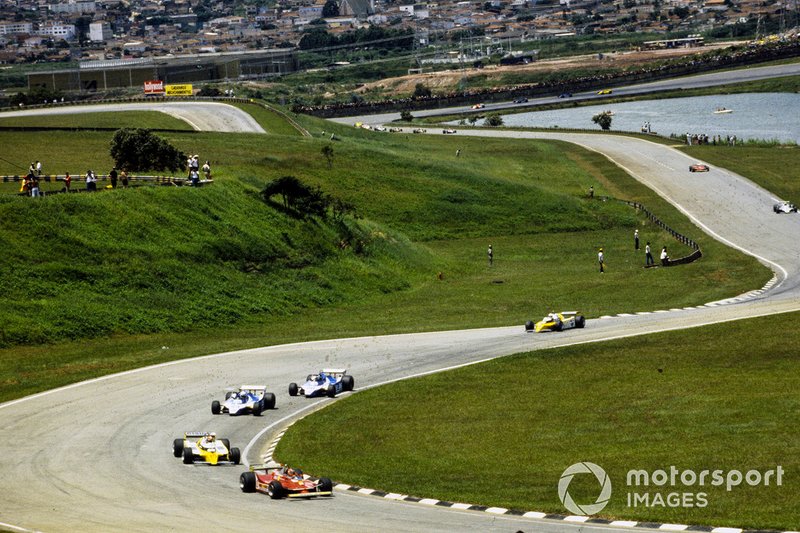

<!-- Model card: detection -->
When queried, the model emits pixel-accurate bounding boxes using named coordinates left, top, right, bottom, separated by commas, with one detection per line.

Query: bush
left=485, top=114, right=504, bottom=127
left=109, top=128, right=186, bottom=172
left=592, top=112, right=613, bottom=131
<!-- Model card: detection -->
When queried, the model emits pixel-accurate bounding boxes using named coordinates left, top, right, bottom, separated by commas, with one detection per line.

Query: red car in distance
left=240, top=463, right=333, bottom=499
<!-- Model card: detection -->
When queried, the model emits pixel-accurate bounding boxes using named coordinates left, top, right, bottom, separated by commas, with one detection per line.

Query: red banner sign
left=144, top=80, right=165, bottom=95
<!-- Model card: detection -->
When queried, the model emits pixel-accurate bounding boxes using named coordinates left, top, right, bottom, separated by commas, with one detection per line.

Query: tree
left=485, top=114, right=504, bottom=127
left=261, top=176, right=331, bottom=218
left=413, top=83, right=432, bottom=98
left=322, top=145, right=334, bottom=168
left=400, top=110, right=413, bottom=122
left=322, top=0, right=340, bottom=17
left=592, top=112, right=613, bottom=130
left=109, top=128, right=186, bottom=172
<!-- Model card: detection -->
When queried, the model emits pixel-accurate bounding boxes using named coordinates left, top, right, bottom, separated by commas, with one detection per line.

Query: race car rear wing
left=239, top=385, right=267, bottom=391
left=184, top=431, right=209, bottom=438
left=321, top=368, right=347, bottom=376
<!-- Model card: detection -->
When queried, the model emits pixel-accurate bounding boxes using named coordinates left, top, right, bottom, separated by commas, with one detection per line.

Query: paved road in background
left=331, top=61, right=800, bottom=125
left=1, top=95, right=799, bottom=533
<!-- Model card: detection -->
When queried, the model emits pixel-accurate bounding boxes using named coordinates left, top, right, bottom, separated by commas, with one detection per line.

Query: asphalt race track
left=1, top=91, right=799, bottom=532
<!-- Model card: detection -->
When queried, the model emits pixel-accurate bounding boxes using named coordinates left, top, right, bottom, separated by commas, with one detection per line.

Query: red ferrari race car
left=689, top=164, right=710, bottom=172
left=240, top=463, right=333, bottom=499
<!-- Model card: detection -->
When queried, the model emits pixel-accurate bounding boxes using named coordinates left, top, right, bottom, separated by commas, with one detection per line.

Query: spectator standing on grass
left=645, top=242, right=654, bottom=266
left=660, top=246, right=669, bottom=266
left=634, top=229, right=640, bottom=250
left=35, top=160, right=42, bottom=176
left=588, top=186, right=594, bottom=199
left=456, top=149, right=461, bottom=157
left=28, top=162, right=36, bottom=177
left=488, top=244, right=493, bottom=266
left=29, top=173, right=40, bottom=197
left=202, top=160, right=211, bottom=180
left=120, top=169, right=128, bottom=189
left=109, top=167, right=118, bottom=189
left=598, top=248, right=605, bottom=273
left=189, top=168, right=200, bottom=187
left=63, top=172, right=71, bottom=193
left=85, top=169, right=97, bottom=192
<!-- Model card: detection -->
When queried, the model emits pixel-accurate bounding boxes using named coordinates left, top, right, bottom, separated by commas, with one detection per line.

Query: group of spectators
left=186, top=154, right=212, bottom=187
left=684, top=133, right=737, bottom=146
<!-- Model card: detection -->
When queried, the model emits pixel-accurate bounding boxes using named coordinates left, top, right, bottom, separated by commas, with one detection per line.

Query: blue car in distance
left=289, top=369, right=355, bottom=398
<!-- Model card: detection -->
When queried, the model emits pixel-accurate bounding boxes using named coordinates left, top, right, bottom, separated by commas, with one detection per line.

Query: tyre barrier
left=622, top=200, right=702, bottom=266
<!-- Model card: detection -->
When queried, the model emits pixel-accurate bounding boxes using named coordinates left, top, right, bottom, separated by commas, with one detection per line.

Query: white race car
left=774, top=201, right=798, bottom=214
left=289, top=368, right=354, bottom=398
left=212, top=385, right=276, bottom=416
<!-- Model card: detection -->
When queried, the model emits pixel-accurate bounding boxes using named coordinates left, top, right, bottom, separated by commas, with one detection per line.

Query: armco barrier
left=622, top=200, right=702, bottom=266
left=3, top=174, right=211, bottom=193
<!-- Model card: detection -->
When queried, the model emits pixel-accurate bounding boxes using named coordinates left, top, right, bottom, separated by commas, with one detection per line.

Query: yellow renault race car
left=525, top=311, right=586, bottom=332
left=172, top=432, right=241, bottom=465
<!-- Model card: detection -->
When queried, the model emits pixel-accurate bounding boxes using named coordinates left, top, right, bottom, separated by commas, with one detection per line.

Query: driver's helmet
left=317, top=372, right=326, bottom=382
left=286, top=467, right=295, bottom=476
left=207, top=432, right=216, bottom=442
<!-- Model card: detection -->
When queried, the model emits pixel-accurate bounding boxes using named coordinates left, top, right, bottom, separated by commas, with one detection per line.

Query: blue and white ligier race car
left=211, top=385, right=276, bottom=416
left=289, top=369, right=355, bottom=398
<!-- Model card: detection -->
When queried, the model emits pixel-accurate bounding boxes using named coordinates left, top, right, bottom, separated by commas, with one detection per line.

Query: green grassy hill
left=0, top=104, right=771, bottom=400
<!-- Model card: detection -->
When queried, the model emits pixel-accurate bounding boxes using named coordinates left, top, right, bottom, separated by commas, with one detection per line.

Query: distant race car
left=240, top=463, right=333, bottom=499
left=289, top=368, right=354, bottom=398
left=471, top=103, right=485, bottom=109
left=597, top=89, right=612, bottom=95
left=559, top=92, right=573, bottom=98
left=412, top=128, right=427, bottom=134
left=211, top=385, right=276, bottom=416
left=689, top=164, right=710, bottom=172
left=173, top=432, right=240, bottom=465
left=513, top=98, right=529, bottom=104
left=442, top=129, right=457, bottom=134
left=525, top=311, right=586, bottom=333
left=774, top=201, right=798, bottom=214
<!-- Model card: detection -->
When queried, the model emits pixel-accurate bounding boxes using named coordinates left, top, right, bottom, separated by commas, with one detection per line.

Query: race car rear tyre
left=524, top=320, right=534, bottom=332
left=318, top=477, right=333, bottom=494
left=326, top=386, right=336, bottom=398
left=182, top=447, right=194, bottom=464
left=576, top=315, right=586, bottom=328
left=288, top=383, right=298, bottom=397
left=222, top=438, right=231, bottom=451
left=263, top=393, right=276, bottom=410
left=230, top=447, right=241, bottom=465
left=211, top=400, right=221, bottom=415
left=253, top=401, right=262, bottom=416
left=240, top=471, right=256, bottom=493
left=267, top=480, right=284, bottom=499
left=172, top=438, right=184, bottom=458
left=342, top=375, right=354, bottom=392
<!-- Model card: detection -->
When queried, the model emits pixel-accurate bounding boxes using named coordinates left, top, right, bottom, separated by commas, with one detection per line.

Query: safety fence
left=622, top=200, right=702, bottom=266
left=3, top=173, right=212, bottom=195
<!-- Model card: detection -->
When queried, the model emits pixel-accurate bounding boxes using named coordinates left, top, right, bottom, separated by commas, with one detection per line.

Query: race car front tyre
left=554, top=321, right=563, bottom=332
left=230, top=447, right=241, bottom=465
left=182, top=447, right=194, bottom=464
left=240, top=471, right=256, bottom=493
left=318, top=477, right=333, bottom=494
left=222, top=438, right=231, bottom=452
left=268, top=480, right=284, bottom=499
left=524, top=320, right=534, bottom=332
left=173, top=438, right=184, bottom=458
left=342, top=375, right=354, bottom=392
left=576, top=315, right=586, bottom=328
left=211, top=400, right=221, bottom=415
left=326, top=386, right=336, bottom=398
left=288, top=383, right=298, bottom=396
left=253, top=401, right=262, bottom=416
left=263, top=393, right=276, bottom=409
left=225, top=391, right=233, bottom=400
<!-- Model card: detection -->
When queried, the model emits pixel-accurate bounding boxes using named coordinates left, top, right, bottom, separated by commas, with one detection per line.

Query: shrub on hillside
left=109, top=128, right=186, bottom=172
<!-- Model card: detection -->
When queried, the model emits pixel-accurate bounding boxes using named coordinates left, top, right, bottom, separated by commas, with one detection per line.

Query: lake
left=498, top=93, right=800, bottom=144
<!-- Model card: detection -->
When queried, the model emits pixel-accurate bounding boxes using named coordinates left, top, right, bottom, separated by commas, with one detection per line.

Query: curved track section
left=0, top=101, right=266, bottom=133
left=1, top=103, right=799, bottom=533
